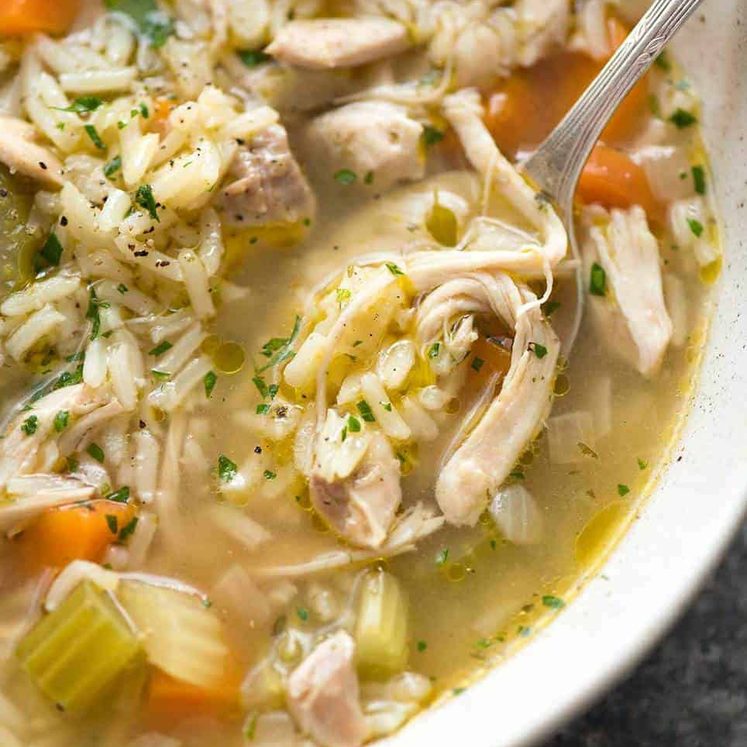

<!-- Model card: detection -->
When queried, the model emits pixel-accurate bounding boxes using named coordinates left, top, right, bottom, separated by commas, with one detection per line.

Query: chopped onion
left=547, top=411, right=596, bottom=464
left=489, top=484, right=543, bottom=545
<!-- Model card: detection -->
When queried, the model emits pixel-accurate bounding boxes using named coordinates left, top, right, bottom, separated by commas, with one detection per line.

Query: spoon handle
left=523, top=0, right=705, bottom=209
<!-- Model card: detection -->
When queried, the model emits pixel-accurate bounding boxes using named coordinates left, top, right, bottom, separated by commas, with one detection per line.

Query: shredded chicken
left=267, top=18, right=410, bottom=70
left=0, top=115, right=63, bottom=188
left=287, top=631, right=367, bottom=747
left=582, top=206, right=673, bottom=377
left=310, top=424, right=402, bottom=549
left=0, top=384, right=111, bottom=490
left=304, top=102, right=424, bottom=191
left=218, top=124, right=315, bottom=228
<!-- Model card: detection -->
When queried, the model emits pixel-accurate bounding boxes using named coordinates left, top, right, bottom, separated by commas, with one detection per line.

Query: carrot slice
left=577, top=143, right=659, bottom=218
left=20, top=500, right=135, bottom=571
left=145, top=669, right=240, bottom=725
left=0, top=0, right=81, bottom=35
left=484, top=17, right=647, bottom=157
left=466, top=335, right=512, bottom=390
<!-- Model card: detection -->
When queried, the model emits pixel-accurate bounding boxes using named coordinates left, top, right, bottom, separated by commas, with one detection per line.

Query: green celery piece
left=354, top=570, right=409, bottom=678
left=17, top=581, right=141, bottom=712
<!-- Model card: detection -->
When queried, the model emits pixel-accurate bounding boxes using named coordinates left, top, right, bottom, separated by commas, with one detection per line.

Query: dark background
left=543, top=523, right=747, bottom=747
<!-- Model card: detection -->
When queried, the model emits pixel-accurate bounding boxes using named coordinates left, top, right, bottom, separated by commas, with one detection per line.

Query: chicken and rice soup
left=0, top=1, right=718, bottom=745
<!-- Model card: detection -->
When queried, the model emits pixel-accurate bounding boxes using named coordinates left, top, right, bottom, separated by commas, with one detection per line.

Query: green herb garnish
left=692, top=165, right=706, bottom=195
left=53, top=410, right=69, bottom=432
left=589, top=262, right=607, bottom=296
left=21, top=415, right=38, bottom=436
left=257, top=316, right=301, bottom=372
left=218, top=454, right=237, bottom=482
left=528, top=342, right=548, bottom=359
left=204, top=370, right=217, bottom=398
left=104, top=0, right=174, bottom=48
left=104, top=155, right=122, bottom=179
left=37, top=232, right=64, bottom=268
left=427, top=342, right=440, bottom=359
left=53, top=96, right=103, bottom=114
left=669, top=108, right=697, bottom=129
left=106, top=515, right=119, bottom=534
left=84, top=124, right=106, bottom=150
left=356, top=400, right=375, bottom=423
left=238, top=49, right=271, bottom=67
left=687, top=217, right=704, bottom=237
left=347, top=415, right=361, bottom=433
left=617, top=483, right=631, bottom=497
left=87, top=442, right=105, bottom=463
left=106, top=486, right=130, bottom=503
left=148, top=340, right=172, bottom=357
left=334, top=169, right=357, bottom=185
left=385, top=262, right=404, bottom=276
left=422, top=125, right=444, bottom=146
left=135, top=184, right=159, bottom=221
left=435, top=548, right=449, bottom=566
left=118, top=516, right=138, bottom=541
left=542, top=595, right=565, bottom=610
left=296, top=607, right=309, bottom=622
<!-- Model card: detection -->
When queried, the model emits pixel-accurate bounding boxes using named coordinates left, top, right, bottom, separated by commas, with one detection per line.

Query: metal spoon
left=522, top=0, right=705, bottom=355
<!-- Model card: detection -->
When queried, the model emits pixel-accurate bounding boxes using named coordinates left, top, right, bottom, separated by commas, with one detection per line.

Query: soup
left=0, top=1, right=718, bottom=746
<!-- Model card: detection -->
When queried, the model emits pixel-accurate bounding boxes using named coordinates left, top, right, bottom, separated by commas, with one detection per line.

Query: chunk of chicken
left=218, top=124, right=315, bottom=228
left=310, top=413, right=402, bottom=549
left=426, top=273, right=559, bottom=526
left=267, top=18, right=410, bottom=70
left=304, top=102, right=424, bottom=192
left=582, top=206, right=673, bottom=378
left=287, top=631, right=367, bottom=747
left=514, top=0, right=571, bottom=66
left=0, top=116, right=64, bottom=188
left=0, top=383, right=109, bottom=489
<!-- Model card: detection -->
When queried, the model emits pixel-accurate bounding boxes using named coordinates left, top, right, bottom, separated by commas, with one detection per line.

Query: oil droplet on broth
left=213, top=341, right=245, bottom=374
left=575, top=500, right=629, bottom=569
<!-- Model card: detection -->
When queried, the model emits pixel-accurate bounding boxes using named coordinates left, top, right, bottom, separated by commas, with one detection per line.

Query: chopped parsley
left=106, top=515, right=119, bottom=534
left=334, top=168, right=357, bottom=185
left=669, top=108, right=697, bottom=129
left=87, top=442, right=105, bottom=463
left=422, top=125, right=445, bottom=146
left=381, top=401, right=392, bottom=412
left=104, top=155, right=122, bottom=179
left=637, top=457, right=648, bottom=471
left=654, top=52, right=671, bottom=71
left=138, top=102, right=149, bottom=118
left=356, top=400, right=376, bottom=423
left=106, top=486, right=130, bottom=503
left=385, top=262, right=405, bottom=276
left=257, top=316, right=301, bottom=372
left=21, top=415, right=38, bottom=436
left=85, top=286, right=109, bottom=340
left=427, top=342, right=441, bottom=359
left=218, top=454, right=238, bottom=482
left=118, top=516, right=139, bottom=541
left=692, top=165, right=706, bottom=195
left=53, top=410, right=69, bottom=432
left=151, top=369, right=170, bottom=381
left=452, top=687, right=466, bottom=696
left=589, top=262, right=607, bottom=296
left=347, top=415, right=361, bottom=433
left=37, top=231, right=64, bottom=269
left=135, top=184, right=159, bottom=221
left=84, top=124, right=106, bottom=150
left=116, top=283, right=128, bottom=294
left=204, top=370, right=217, bottom=398
left=238, top=49, right=271, bottom=67
left=104, top=0, right=174, bottom=48
left=52, top=96, right=103, bottom=114
left=417, top=640, right=428, bottom=652
left=363, top=170, right=374, bottom=185
left=687, top=217, right=704, bottom=238
left=435, top=548, right=449, bottom=566
left=528, top=342, right=548, bottom=359
left=471, top=356, right=485, bottom=372
left=148, top=340, right=172, bottom=357
left=256, top=403, right=270, bottom=415
left=617, top=483, right=631, bottom=497
left=296, top=607, right=309, bottom=622
left=263, top=470, right=277, bottom=480
left=543, top=300, right=561, bottom=317
left=542, top=595, right=565, bottom=610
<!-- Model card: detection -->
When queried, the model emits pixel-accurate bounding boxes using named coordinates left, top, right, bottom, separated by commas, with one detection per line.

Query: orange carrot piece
left=20, top=500, right=134, bottom=571
left=145, top=669, right=240, bottom=725
left=577, top=144, right=659, bottom=218
left=0, top=0, right=81, bottom=35
left=467, top=335, right=512, bottom=389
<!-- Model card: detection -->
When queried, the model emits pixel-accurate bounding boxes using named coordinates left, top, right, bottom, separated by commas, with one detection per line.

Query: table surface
left=543, top=522, right=747, bottom=747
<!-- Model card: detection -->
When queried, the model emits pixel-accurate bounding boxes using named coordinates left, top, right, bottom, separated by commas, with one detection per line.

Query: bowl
left=384, top=1, right=747, bottom=744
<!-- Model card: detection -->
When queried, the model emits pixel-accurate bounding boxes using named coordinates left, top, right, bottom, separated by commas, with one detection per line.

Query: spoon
left=522, top=0, right=705, bottom=355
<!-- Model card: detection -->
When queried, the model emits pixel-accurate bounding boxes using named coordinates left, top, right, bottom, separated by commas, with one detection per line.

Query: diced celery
left=16, top=581, right=141, bottom=712
left=354, top=570, right=409, bottom=678
left=118, top=580, right=229, bottom=688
